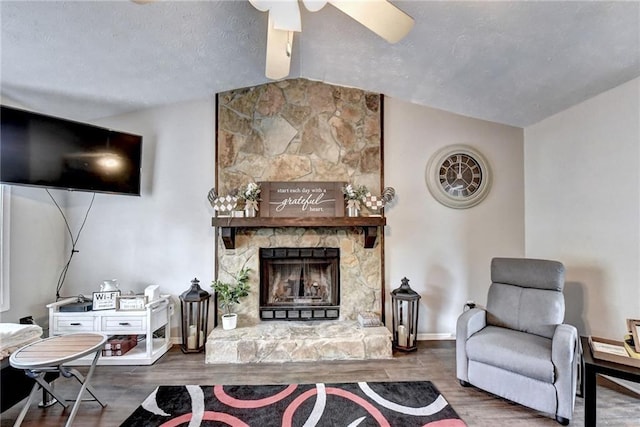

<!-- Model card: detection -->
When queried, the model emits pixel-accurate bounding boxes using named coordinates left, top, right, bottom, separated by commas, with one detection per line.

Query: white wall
left=384, top=98, right=525, bottom=338
left=2, top=98, right=216, bottom=338
left=525, top=78, right=640, bottom=339
left=61, top=98, right=217, bottom=339
left=0, top=186, right=67, bottom=325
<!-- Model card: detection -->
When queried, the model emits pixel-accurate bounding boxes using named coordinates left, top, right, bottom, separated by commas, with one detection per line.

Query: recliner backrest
left=486, top=258, right=565, bottom=339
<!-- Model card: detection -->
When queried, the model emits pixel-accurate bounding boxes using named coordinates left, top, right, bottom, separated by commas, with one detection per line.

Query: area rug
left=120, top=381, right=465, bottom=426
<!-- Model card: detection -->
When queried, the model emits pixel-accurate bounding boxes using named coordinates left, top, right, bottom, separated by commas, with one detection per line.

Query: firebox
left=259, top=247, right=340, bottom=321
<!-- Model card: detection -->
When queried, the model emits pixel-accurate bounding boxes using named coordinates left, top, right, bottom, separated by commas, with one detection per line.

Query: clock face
left=426, top=145, right=491, bottom=209
left=439, top=154, right=483, bottom=198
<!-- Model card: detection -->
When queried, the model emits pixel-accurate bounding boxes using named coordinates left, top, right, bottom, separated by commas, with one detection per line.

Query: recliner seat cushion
left=466, top=325, right=555, bottom=383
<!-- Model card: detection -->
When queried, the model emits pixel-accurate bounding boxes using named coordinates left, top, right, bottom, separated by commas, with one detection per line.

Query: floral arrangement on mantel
left=239, top=182, right=261, bottom=212
left=342, top=183, right=369, bottom=212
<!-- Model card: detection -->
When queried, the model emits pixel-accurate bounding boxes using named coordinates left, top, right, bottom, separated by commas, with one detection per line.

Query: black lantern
left=391, top=277, right=421, bottom=352
left=179, top=278, right=210, bottom=353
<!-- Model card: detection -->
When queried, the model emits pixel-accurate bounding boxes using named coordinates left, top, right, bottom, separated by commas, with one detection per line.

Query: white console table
left=47, top=296, right=173, bottom=366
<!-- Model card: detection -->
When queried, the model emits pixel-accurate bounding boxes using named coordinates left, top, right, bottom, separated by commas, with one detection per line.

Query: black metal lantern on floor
left=391, top=277, right=421, bottom=352
left=180, top=278, right=210, bottom=354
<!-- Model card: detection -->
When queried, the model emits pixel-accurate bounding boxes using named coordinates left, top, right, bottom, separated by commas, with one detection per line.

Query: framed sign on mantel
left=259, top=182, right=345, bottom=218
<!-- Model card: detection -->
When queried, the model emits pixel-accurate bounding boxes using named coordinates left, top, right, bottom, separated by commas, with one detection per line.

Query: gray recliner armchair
left=456, top=258, right=579, bottom=425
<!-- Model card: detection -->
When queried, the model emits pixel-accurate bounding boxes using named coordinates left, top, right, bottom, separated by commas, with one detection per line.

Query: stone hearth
left=205, top=321, right=392, bottom=364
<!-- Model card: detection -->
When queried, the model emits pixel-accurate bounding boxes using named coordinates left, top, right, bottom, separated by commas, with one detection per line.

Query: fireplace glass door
left=260, top=248, right=339, bottom=320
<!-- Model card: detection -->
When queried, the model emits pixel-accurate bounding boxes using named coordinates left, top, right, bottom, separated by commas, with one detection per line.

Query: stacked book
left=102, top=335, right=138, bottom=357
left=358, top=312, right=382, bottom=327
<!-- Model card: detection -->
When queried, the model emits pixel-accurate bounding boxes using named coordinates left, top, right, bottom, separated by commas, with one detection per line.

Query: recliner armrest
left=457, top=307, right=486, bottom=340
left=456, top=307, right=486, bottom=382
left=551, top=323, right=579, bottom=420
left=551, top=323, right=577, bottom=366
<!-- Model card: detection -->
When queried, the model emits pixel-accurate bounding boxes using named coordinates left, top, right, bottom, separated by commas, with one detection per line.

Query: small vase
left=347, top=205, right=360, bottom=217
left=245, top=205, right=257, bottom=218
left=222, top=313, right=237, bottom=330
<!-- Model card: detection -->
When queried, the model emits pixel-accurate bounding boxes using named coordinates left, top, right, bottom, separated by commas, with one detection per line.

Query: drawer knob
left=70, top=322, right=81, bottom=326
left=119, top=322, right=131, bottom=326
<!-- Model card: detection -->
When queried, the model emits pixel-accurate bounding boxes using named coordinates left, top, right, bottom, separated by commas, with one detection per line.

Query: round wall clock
left=425, top=144, right=491, bottom=209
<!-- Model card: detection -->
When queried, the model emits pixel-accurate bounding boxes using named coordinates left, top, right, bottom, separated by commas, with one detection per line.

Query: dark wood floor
left=2, top=341, right=638, bottom=426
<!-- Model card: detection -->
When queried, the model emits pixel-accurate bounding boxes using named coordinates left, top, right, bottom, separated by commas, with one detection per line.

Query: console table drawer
left=54, top=316, right=95, bottom=333
left=101, top=316, right=146, bottom=333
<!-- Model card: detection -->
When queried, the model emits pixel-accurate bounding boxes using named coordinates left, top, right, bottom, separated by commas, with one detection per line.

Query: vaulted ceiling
left=1, top=1, right=638, bottom=127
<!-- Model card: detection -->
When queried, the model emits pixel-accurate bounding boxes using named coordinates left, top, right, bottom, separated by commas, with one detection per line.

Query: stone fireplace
left=206, top=79, right=391, bottom=363
left=259, top=247, right=340, bottom=321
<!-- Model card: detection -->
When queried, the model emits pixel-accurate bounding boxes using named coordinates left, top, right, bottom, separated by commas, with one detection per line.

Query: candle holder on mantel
left=179, top=278, right=210, bottom=354
left=391, top=277, right=421, bottom=352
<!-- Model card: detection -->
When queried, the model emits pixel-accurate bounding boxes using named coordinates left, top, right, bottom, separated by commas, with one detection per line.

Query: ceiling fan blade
left=250, top=0, right=302, bottom=32
left=329, top=0, right=414, bottom=43
left=265, top=16, right=294, bottom=80
left=301, top=0, right=328, bottom=13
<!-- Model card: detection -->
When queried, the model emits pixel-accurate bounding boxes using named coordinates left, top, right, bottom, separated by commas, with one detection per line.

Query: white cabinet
left=47, top=296, right=173, bottom=366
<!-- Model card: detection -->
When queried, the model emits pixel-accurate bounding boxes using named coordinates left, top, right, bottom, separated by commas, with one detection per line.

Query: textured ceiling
left=1, top=1, right=638, bottom=127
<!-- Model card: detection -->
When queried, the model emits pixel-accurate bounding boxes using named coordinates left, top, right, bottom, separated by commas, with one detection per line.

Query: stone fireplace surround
left=206, top=79, right=391, bottom=363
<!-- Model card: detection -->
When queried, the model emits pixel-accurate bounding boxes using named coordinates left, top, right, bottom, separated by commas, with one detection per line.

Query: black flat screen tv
left=0, top=105, right=142, bottom=196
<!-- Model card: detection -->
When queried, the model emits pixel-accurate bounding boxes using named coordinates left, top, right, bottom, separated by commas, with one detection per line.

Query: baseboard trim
left=417, top=333, right=454, bottom=341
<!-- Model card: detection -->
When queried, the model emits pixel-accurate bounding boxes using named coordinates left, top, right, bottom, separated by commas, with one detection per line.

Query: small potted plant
left=211, top=267, right=251, bottom=330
